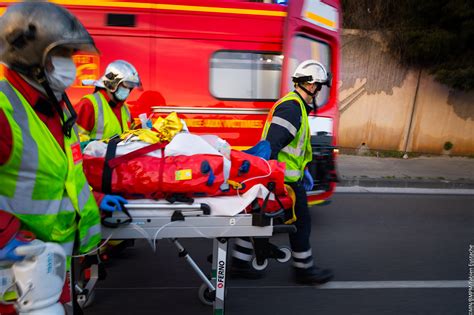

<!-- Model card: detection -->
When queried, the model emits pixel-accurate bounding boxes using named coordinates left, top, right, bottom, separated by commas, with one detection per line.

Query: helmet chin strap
left=298, top=83, right=317, bottom=98
left=297, top=83, right=318, bottom=114
left=33, top=68, right=77, bottom=138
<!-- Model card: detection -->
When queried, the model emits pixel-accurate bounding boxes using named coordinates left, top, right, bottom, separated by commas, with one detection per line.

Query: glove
left=100, top=195, right=128, bottom=212
left=303, top=169, right=314, bottom=191
left=0, top=236, right=30, bottom=261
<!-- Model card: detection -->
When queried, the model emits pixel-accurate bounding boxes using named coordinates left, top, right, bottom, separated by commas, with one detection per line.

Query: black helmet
left=0, top=1, right=98, bottom=76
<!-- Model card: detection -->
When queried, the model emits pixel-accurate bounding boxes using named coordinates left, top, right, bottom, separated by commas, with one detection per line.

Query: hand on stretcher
left=100, top=195, right=128, bottom=212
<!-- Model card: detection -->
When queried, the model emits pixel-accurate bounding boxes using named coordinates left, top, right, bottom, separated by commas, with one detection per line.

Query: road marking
left=336, top=186, right=474, bottom=195
left=303, top=280, right=468, bottom=289
left=96, top=280, right=468, bottom=290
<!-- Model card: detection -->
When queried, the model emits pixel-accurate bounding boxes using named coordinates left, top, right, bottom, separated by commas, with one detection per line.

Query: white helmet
left=84, top=60, right=141, bottom=92
left=292, top=60, right=331, bottom=86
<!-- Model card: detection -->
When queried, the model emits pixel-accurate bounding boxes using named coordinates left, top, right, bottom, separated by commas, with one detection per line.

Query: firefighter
left=231, top=60, right=334, bottom=284
left=74, top=60, right=141, bottom=142
left=0, top=2, right=123, bottom=312
left=74, top=61, right=141, bottom=258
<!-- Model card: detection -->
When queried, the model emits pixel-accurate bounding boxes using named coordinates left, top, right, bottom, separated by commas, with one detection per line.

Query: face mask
left=47, top=56, right=77, bottom=99
left=114, top=86, right=131, bottom=101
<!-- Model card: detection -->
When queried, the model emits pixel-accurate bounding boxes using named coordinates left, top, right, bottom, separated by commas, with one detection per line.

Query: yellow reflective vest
left=262, top=91, right=312, bottom=182
left=0, top=79, right=101, bottom=255
left=79, top=91, right=130, bottom=140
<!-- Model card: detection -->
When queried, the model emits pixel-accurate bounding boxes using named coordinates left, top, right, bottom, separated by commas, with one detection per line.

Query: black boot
left=229, top=258, right=264, bottom=280
left=293, top=266, right=334, bottom=284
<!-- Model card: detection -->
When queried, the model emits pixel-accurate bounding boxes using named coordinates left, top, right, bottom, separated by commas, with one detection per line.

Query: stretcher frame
left=79, top=200, right=289, bottom=315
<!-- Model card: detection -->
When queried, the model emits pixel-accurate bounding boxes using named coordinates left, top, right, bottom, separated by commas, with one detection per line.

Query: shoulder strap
left=101, top=137, right=121, bottom=194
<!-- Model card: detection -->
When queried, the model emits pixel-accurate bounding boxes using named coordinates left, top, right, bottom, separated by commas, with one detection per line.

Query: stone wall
left=339, top=30, right=474, bottom=155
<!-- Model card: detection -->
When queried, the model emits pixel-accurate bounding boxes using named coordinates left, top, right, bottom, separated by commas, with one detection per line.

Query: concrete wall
left=339, top=30, right=474, bottom=155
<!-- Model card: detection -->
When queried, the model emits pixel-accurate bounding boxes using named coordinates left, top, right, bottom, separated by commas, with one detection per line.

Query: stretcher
left=75, top=198, right=295, bottom=315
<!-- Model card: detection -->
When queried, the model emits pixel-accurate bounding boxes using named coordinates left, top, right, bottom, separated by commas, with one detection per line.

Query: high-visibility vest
left=0, top=79, right=101, bottom=255
left=262, top=91, right=312, bottom=182
left=81, top=91, right=130, bottom=140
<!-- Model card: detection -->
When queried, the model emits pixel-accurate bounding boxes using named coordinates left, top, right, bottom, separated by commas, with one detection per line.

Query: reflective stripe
left=0, top=82, right=39, bottom=197
left=282, top=145, right=302, bottom=156
left=80, top=223, right=101, bottom=248
left=73, top=124, right=79, bottom=136
left=232, top=251, right=253, bottom=262
left=292, top=249, right=313, bottom=260
left=285, top=169, right=301, bottom=178
left=77, top=182, right=92, bottom=211
left=123, top=105, right=131, bottom=123
left=271, top=116, right=297, bottom=137
left=93, top=92, right=104, bottom=139
left=0, top=82, right=75, bottom=215
left=293, top=260, right=314, bottom=269
left=60, top=241, right=75, bottom=256
left=60, top=197, right=75, bottom=212
left=120, top=104, right=131, bottom=132
left=235, top=238, right=253, bottom=249
left=297, top=118, right=307, bottom=152
left=0, top=197, right=75, bottom=215
left=281, top=112, right=307, bottom=157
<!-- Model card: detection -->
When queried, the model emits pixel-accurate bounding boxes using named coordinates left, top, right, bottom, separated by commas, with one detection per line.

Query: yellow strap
left=284, top=184, right=297, bottom=225
left=227, top=180, right=243, bottom=190
left=308, top=199, right=325, bottom=206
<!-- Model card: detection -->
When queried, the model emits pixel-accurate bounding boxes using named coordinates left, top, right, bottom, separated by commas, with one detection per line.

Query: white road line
left=336, top=186, right=474, bottom=195
left=96, top=280, right=468, bottom=290
left=306, top=280, right=468, bottom=289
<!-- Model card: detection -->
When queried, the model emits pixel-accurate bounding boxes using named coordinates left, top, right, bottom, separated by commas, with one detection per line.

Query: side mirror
left=326, top=72, right=332, bottom=88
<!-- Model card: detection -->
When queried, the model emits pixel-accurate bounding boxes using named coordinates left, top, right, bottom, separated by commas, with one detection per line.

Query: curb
left=339, top=178, right=474, bottom=190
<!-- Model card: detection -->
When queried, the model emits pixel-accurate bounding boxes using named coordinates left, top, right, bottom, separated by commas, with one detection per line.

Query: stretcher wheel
left=251, top=257, right=268, bottom=271
left=78, top=289, right=96, bottom=309
left=77, top=270, right=96, bottom=308
left=276, top=247, right=291, bottom=263
left=85, top=290, right=96, bottom=308
left=198, top=283, right=214, bottom=306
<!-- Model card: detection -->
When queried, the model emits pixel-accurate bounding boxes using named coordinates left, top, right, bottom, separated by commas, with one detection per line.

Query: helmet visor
left=44, top=40, right=99, bottom=67
left=122, top=79, right=141, bottom=89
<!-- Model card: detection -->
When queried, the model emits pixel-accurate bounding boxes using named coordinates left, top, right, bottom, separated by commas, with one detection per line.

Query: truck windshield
left=210, top=51, right=282, bottom=101
left=286, top=35, right=331, bottom=108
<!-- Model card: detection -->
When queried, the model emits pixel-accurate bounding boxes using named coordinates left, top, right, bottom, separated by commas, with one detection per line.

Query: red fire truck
left=0, top=0, right=340, bottom=204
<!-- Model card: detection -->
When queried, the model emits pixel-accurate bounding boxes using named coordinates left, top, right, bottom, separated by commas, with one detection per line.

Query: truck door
left=280, top=0, right=340, bottom=202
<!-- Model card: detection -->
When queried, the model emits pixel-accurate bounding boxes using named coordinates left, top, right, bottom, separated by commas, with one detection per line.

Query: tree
left=341, top=0, right=474, bottom=91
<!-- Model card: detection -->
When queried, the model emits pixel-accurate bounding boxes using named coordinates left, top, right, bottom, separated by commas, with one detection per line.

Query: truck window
left=286, top=35, right=331, bottom=108
left=210, top=51, right=282, bottom=101
left=107, top=14, right=136, bottom=27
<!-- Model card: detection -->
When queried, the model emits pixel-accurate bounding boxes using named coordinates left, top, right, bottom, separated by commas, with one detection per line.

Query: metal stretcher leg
left=211, top=238, right=228, bottom=315
left=171, top=239, right=215, bottom=292
left=70, top=258, right=84, bottom=315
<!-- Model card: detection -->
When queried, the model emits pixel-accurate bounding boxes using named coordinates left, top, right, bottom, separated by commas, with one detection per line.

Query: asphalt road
left=85, top=192, right=474, bottom=315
